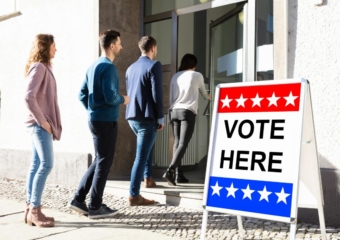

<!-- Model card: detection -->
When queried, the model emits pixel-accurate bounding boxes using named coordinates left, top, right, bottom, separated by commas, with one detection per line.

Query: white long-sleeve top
left=169, top=70, right=209, bottom=114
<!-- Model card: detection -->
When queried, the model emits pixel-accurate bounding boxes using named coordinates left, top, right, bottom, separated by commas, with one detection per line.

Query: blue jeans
left=128, top=119, right=157, bottom=197
left=26, top=123, right=54, bottom=207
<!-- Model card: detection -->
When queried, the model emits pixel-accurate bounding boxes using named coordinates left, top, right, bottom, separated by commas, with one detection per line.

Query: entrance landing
left=105, top=169, right=206, bottom=210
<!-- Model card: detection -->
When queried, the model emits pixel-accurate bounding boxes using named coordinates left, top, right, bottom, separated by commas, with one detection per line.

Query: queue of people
left=23, top=30, right=210, bottom=227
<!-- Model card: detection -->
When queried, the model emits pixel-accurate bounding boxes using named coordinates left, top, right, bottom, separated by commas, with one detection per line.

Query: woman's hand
left=41, top=121, right=53, bottom=134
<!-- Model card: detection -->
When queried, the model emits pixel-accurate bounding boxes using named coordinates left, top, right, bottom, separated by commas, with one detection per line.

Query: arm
left=197, top=73, right=210, bottom=100
left=169, top=77, right=177, bottom=107
left=25, top=63, right=48, bottom=126
left=78, top=75, right=89, bottom=109
left=150, top=61, right=164, bottom=125
left=102, top=64, right=125, bottom=105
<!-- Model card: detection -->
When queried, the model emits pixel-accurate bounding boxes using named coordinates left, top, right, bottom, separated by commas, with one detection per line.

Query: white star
left=225, top=183, right=238, bottom=198
left=284, top=91, right=298, bottom=106
left=267, top=93, right=280, bottom=107
left=221, top=95, right=233, bottom=108
left=275, top=188, right=290, bottom=204
left=258, top=186, right=272, bottom=202
left=241, top=184, right=255, bottom=200
left=235, top=94, right=248, bottom=108
left=251, top=93, right=264, bottom=107
left=211, top=181, right=223, bottom=196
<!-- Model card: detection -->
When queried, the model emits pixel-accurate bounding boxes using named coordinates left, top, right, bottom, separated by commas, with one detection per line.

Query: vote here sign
left=204, top=79, right=306, bottom=223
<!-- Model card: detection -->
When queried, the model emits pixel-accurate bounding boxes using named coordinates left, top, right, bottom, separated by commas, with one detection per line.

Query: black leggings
left=169, top=109, right=196, bottom=169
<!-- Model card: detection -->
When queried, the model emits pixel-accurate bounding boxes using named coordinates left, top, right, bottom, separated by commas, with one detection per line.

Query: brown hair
left=138, top=36, right=157, bottom=53
left=25, top=34, right=54, bottom=76
left=99, top=30, right=120, bottom=49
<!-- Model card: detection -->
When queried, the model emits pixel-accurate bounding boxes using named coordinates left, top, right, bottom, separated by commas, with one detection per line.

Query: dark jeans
left=169, top=109, right=196, bottom=169
left=74, top=121, right=118, bottom=210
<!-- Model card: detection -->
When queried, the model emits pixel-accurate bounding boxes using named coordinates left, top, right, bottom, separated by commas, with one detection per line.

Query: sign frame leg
left=200, top=209, right=208, bottom=240
left=289, top=220, right=297, bottom=240
left=237, top=215, right=245, bottom=238
left=318, top=205, right=327, bottom=240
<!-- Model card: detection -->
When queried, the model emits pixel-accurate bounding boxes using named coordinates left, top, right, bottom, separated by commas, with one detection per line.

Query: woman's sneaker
left=68, top=199, right=89, bottom=215
left=88, top=204, right=119, bottom=219
left=163, top=168, right=176, bottom=186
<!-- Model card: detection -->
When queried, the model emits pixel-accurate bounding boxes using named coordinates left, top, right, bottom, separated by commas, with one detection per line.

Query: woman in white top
left=163, top=54, right=211, bottom=186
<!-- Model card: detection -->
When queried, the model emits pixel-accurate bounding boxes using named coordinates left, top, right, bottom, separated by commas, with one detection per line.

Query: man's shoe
left=68, top=199, right=89, bottom=215
left=88, top=204, right=119, bottom=219
left=144, top=177, right=156, bottom=188
left=128, top=195, right=155, bottom=206
left=163, top=168, right=176, bottom=186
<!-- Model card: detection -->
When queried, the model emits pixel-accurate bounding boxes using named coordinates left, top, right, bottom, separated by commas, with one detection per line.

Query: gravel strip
left=1, top=177, right=339, bottom=240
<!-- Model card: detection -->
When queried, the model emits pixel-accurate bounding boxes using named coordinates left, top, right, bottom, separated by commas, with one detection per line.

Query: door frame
left=142, top=0, right=256, bottom=82
left=141, top=0, right=257, bottom=168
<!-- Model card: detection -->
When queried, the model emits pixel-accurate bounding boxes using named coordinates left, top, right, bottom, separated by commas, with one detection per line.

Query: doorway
left=142, top=0, right=273, bottom=180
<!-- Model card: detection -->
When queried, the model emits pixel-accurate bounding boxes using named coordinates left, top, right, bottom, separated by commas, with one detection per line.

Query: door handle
left=203, top=101, right=210, bottom=116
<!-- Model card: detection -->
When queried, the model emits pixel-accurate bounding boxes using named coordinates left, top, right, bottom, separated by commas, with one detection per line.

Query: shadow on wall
left=298, top=154, right=340, bottom=227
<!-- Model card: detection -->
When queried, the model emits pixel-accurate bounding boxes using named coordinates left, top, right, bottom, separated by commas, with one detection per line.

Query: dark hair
left=99, top=30, right=120, bottom=49
left=138, top=36, right=157, bottom=53
left=178, top=54, right=197, bottom=71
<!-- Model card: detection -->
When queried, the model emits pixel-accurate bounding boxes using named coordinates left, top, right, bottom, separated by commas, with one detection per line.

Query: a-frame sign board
left=201, top=79, right=326, bottom=240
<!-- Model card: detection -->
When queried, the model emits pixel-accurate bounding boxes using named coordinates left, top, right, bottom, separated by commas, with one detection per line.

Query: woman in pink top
left=24, top=34, right=62, bottom=227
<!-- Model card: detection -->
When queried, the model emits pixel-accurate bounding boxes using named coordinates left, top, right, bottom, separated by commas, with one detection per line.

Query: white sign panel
left=203, top=79, right=306, bottom=223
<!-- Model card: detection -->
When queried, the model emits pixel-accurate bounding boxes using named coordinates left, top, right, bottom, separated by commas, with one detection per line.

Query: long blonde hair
left=25, top=34, right=54, bottom=76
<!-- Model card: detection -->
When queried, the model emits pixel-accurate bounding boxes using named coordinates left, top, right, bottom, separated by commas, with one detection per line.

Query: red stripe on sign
left=218, top=83, right=301, bottom=113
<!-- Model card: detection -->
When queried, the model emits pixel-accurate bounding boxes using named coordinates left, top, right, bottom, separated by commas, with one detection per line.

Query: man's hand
left=207, top=94, right=211, bottom=100
left=123, top=95, right=130, bottom=105
left=157, top=124, right=164, bottom=131
left=41, top=121, right=52, bottom=134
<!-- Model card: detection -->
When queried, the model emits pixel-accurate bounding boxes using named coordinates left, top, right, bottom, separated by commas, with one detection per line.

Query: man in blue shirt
left=126, top=36, right=164, bottom=206
left=69, top=30, right=129, bottom=218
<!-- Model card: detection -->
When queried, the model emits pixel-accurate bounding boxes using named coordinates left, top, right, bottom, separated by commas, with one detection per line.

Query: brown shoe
left=144, top=178, right=156, bottom=188
left=27, top=206, right=54, bottom=227
left=128, top=195, right=155, bottom=206
left=39, top=206, right=55, bottom=222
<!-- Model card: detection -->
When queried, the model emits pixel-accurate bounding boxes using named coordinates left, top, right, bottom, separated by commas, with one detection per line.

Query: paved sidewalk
left=0, top=199, right=175, bottom=240
left=1, top=177, right=340, bottom=240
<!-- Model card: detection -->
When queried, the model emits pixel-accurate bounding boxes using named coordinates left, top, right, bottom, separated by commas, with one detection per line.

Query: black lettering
left=235, top=151, right=249, bottom=170
left=268, top=152, right=282, bottom=172
left=250, top=151, right=266, bottom=171
left=220, top=150, right=234, bottom=169
left=255, top=120, right=270, bottom=139
left=270, top=119, right=285, bottom=139
left=224, top=120, right=238, bottom=138
left=238, top=120, right=254, bottom=139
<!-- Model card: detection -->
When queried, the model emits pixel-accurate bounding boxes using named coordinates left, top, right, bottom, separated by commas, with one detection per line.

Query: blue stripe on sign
left=206, top=176, right=293, bottom=218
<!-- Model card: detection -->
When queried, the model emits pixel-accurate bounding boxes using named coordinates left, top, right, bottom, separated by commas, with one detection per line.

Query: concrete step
left=105, top=177, right=205, bottom=210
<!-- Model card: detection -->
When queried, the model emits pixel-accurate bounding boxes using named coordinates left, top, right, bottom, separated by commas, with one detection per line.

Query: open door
left=144, top=11, right=178, bottom=167
left=209, top=3, right=247, bottom=112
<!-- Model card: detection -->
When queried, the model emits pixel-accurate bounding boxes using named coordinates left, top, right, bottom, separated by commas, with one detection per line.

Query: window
left=144, top=0, right=214, bottom=16
left=256, top=0, right=274, bottom=81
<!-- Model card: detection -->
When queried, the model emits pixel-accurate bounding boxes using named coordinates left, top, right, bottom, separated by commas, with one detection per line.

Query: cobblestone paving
left=1, top=177, right=339, bottom=240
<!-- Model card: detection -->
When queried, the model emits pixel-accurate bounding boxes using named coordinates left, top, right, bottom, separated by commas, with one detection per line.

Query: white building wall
left=286, top=0, right=340, bottom=169
left=0, top=0, right=99, bottom=154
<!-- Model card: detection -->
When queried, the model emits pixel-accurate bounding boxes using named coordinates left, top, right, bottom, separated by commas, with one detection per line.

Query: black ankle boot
left=176, top=169, right=189, bottom=183
left=163, top=168, right=176, bottom=186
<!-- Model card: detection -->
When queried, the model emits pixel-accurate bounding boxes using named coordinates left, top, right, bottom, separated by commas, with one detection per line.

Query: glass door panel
left=210, top=4, right=245, bottom=107
left=145, top=19, right=172, bottom=65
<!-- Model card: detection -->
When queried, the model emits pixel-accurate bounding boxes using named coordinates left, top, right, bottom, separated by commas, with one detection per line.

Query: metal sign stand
left=200, top=80, right=326, bottom=240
